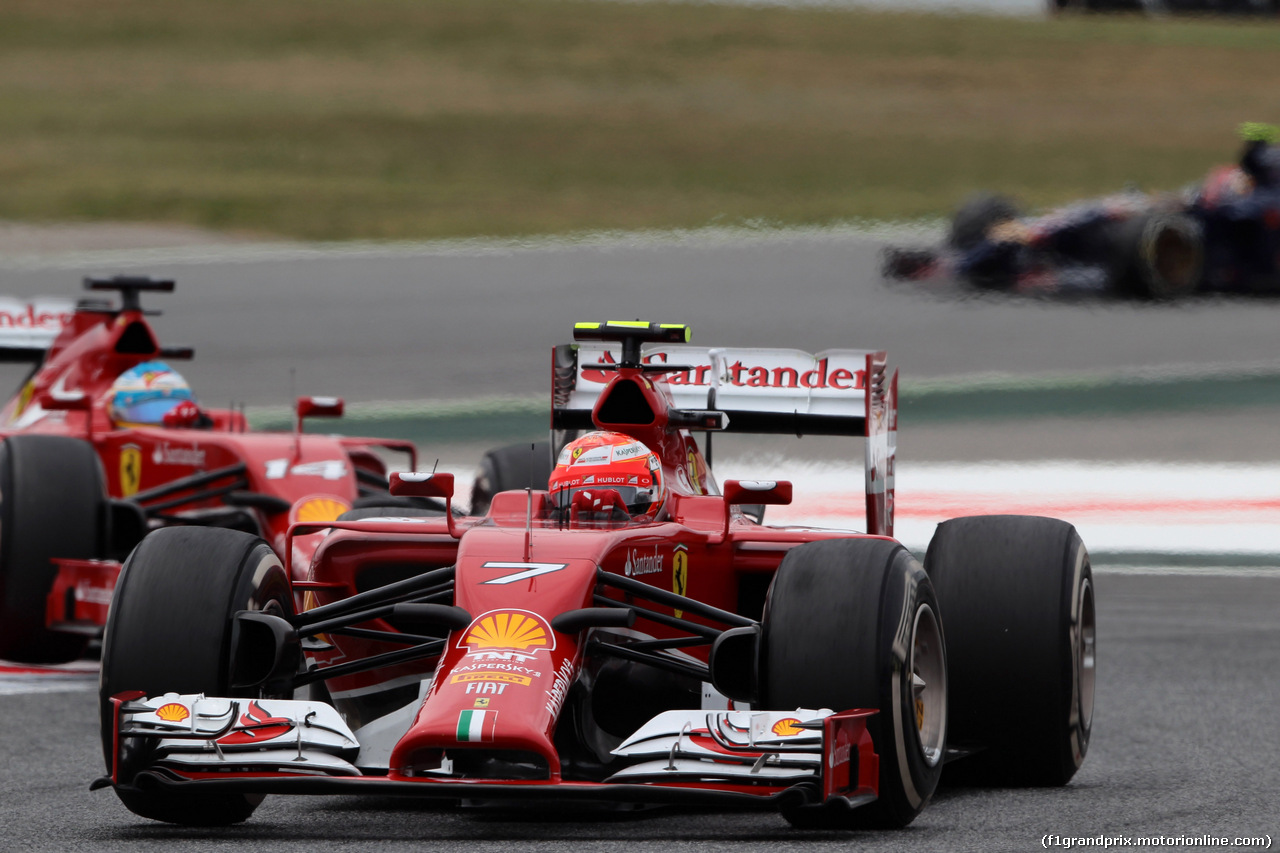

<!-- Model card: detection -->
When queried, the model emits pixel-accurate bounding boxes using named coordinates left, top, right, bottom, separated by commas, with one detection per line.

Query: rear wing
left=0, top=298, right=76, bottom=362
left=551, top=341, right=897, bottom=536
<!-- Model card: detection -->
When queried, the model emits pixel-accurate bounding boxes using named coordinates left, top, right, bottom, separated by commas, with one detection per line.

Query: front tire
left=761, top=538, right=947, bottom=828
left=100, top=527, right=294, bottom=825
left=0, top=435, right=106, bottom=663
left=925, top=515, right=1095, bottom=786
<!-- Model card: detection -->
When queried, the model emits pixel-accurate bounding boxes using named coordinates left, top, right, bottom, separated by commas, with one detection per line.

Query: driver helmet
left=548, top=431, right=666, bottom=522
left=109, top=361, right=195, bottom=426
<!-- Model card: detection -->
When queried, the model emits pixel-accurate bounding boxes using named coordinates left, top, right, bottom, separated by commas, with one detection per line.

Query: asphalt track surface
left=2, top=572, right=1277, bottom=852
left=2, top=232, right=1278, bottom=849
left=4, top=228, right=1279, bottom=409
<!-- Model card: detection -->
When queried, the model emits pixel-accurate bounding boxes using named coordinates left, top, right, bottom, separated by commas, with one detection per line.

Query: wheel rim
left=1143, top=217, right=1202, bottom=298
left=911, top=603, right=947, bottom=767
left=1078, top=576, right=1097, bottom=733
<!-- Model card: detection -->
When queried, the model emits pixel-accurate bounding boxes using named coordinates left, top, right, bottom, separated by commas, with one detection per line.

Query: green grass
left=1, top=0, right=1278, bottom=239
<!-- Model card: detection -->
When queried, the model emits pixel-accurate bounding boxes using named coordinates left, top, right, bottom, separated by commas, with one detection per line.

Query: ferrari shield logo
left=119, top=444, right=142, bottom=497
left=672, top=545, right=689, bottom=618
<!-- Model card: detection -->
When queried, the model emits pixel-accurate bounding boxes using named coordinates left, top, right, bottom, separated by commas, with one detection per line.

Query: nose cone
left=388, top=608, right=578, bottom=781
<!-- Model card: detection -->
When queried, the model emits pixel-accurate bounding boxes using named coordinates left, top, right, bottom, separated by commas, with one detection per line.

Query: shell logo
left=461, top=610, right=554, bottom=653
left=293, top=496, right=351, bottom=524
left=772, top=717, right=803, bottom=737
left=156, top=703, right=190, bottom=723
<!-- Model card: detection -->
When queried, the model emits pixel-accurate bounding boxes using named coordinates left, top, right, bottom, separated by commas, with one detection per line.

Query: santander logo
left=0, top=305, right=73, bottom=332
left=582, top=350, right=865, bottom=391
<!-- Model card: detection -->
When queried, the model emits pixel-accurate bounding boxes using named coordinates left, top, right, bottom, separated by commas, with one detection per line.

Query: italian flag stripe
left=456, top=709, right=492, bottom=742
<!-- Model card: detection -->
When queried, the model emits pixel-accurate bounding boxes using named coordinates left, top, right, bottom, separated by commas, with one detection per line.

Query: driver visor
left=551, top=485, right=654, bottom=517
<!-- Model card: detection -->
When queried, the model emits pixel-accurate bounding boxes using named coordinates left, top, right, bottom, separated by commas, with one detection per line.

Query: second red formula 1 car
left=0, top=276, right=419, bottom=664
left=97, top=321, right=1096, bottom=829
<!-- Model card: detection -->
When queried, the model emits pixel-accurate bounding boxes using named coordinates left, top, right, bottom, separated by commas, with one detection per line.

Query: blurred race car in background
left=883, top=126, right=1280, bottom=299
left=97, top=321, right=1096, bottom=830
left=0, top=276, right=420, bottom=664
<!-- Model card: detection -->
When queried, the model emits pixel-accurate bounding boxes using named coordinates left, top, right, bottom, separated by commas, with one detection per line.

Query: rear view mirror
left=391, top=472, right=455, bottom=502
left=296, top=396, right=344, bottom=420
left=390, top=472, right=459, bottom=538
left=723, top=479, right=793, bottom=507
left=721, top=479, right=792, bottom=540
left=37, top=390, right=89, bottom=411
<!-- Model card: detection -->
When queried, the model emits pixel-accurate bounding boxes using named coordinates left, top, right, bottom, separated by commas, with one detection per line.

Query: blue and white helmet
left=109, top=361, right=195, bottom=425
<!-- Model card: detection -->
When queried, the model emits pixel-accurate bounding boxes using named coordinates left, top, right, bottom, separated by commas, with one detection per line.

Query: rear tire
left=761, top=538, right=947, bottom=828
left=470, top=441, right=553, bottom=515
left=0, top=435, right=106, bottom=663
left=1112, top=212, right=1202, bottom=299
left=100, top=527, right=294, bottom=825
left=924, top=515, right=1095, bottom=786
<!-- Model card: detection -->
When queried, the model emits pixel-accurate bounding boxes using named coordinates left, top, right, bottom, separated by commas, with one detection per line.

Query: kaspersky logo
left=458, top=610, right=556, bottom=655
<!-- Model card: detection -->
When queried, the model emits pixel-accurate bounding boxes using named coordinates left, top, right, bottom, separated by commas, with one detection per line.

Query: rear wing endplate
left=551, top=343, right=897, bottom=536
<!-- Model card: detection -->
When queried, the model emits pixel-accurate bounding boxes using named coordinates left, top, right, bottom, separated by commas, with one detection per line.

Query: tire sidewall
left=1059, top=536, right=1094, bottom=774
left=875, top=552, right=946, bottom=821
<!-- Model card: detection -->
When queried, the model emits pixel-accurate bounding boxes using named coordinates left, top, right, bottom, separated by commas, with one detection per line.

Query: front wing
left=99, top=693, right=879, bottom=811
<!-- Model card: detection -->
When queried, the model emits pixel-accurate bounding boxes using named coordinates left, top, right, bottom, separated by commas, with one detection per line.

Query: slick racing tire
left=0, top=435, right=106, bottom=663
left=1112, top=211, right=1203, bottom=299
left=469, top=441, right=554, bottom=516
left=761, top=538, right=947, bottom=829
left=99, top=527, right=294, bottom=826
left=924, top=515, right=1095, bottom=786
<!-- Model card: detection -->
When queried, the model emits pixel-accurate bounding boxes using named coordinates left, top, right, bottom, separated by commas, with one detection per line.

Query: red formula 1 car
left=0, top=276, right=418, bottom=664
left=97, top=321, right=1096, bottom=829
